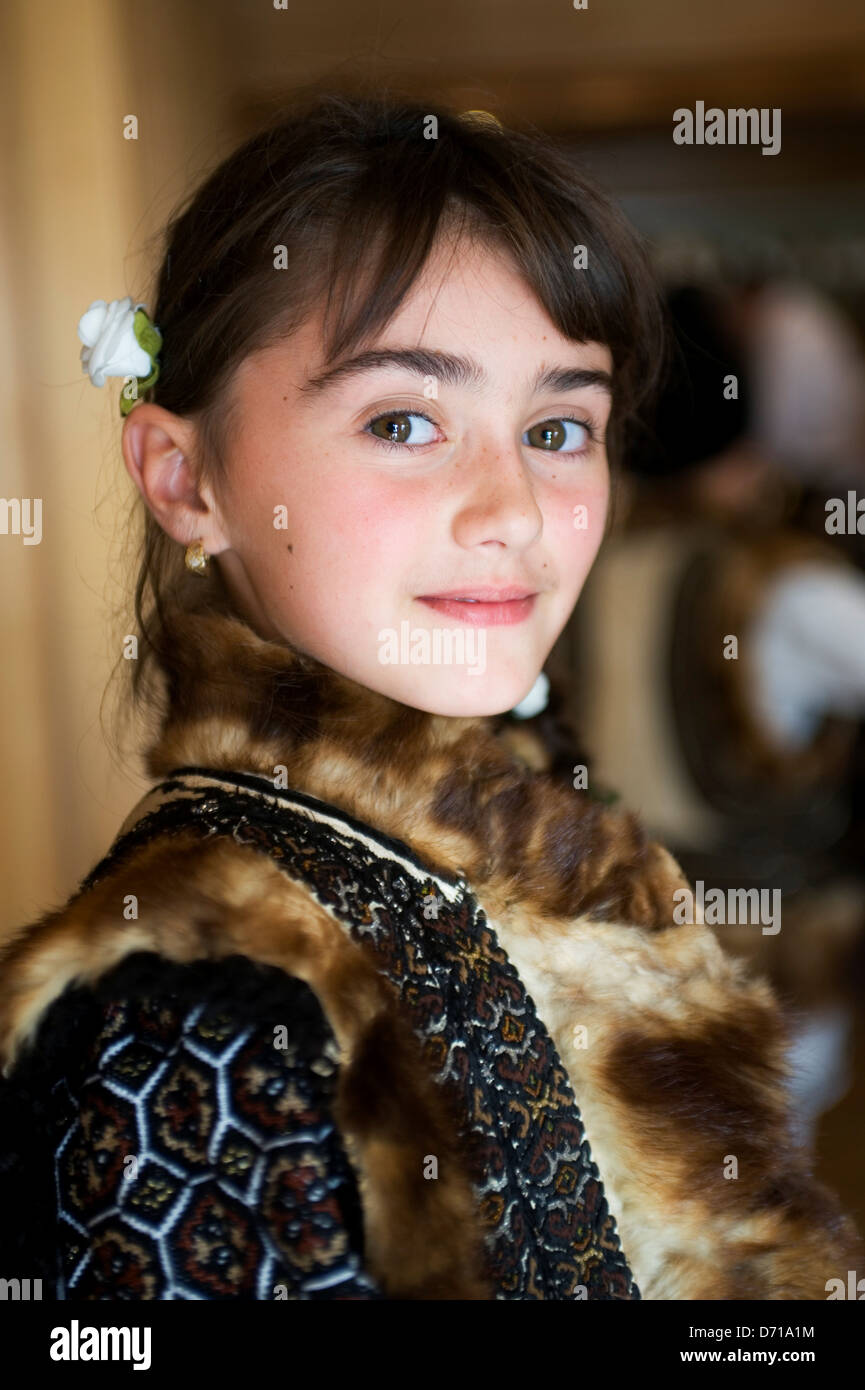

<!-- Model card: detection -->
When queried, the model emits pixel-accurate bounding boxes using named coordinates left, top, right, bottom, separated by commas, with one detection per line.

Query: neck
left=145, top=607, right=507, bottom=880
left=143, top=607, right=684, bottom=927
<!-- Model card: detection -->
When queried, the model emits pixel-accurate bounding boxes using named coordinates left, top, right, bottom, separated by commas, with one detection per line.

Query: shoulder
left=0, top=820, right=348, bottom=1077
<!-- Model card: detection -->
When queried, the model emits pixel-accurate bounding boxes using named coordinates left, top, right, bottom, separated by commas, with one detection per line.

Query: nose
left=450, top=442, right=544, bottom=551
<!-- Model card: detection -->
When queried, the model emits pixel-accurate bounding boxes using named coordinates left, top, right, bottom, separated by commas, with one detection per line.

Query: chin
left=389, top=672, right=534, bottom=719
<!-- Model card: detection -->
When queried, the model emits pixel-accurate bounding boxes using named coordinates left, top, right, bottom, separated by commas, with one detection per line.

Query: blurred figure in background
left=735, top=276, right=865, bottom=494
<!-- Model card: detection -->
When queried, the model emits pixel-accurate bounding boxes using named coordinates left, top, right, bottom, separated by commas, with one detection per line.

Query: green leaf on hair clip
left=133, top=307, right=162, bottom=361
left=119, top=361, right=160, bottom=416
left=120, top=309, right=162, bottom=415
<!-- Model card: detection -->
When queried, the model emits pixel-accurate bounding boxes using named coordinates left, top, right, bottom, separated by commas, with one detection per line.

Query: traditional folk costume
left=0, top=599, right=860, bottom=1300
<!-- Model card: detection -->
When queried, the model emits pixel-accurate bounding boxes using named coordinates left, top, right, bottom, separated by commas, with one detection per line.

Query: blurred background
left=1, top=0, right=864, bottom=1234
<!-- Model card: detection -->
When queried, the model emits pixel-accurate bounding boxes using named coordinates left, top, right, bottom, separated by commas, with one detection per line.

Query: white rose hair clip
left=77, top=296, right=162, bottom=417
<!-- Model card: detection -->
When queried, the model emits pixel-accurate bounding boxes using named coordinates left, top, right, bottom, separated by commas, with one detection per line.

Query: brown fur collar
left=140, top=608, right=686, bottom=926
left=1, top=607, right=862, bottom=1298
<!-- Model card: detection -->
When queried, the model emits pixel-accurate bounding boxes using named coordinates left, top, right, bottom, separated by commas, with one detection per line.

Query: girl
left=0, top=92, right=860, bottom=1301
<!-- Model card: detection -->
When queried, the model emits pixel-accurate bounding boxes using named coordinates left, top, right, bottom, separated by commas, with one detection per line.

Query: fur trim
left=1, top=605, right=861, bottom=1298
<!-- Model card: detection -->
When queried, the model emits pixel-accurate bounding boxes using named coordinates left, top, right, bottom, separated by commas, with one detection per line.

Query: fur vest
left=0, top=607, right=861, bottom=1300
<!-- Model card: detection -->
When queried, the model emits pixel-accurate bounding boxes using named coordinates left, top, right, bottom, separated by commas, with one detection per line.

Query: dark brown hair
left=118, top=89, right=667, bottom=729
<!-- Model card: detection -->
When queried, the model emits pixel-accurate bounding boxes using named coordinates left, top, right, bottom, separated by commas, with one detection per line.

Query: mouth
left=416, top=587, right=538, bottom=626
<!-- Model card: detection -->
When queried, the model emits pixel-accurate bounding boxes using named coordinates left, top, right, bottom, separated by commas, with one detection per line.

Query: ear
left=120, top=403, right=231, bottom=553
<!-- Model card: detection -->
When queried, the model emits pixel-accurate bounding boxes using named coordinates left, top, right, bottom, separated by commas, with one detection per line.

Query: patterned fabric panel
left=71, top=769, right=640, bottom=1300
left=45, top=956, right=384, bottom=1300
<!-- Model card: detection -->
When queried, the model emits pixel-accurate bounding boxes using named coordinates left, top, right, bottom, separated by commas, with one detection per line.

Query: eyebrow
left=298, top=347, right=613, bottom=398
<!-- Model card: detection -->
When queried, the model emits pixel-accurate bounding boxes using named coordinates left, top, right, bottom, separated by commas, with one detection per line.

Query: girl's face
left=208, top=235, right=612, bottom=716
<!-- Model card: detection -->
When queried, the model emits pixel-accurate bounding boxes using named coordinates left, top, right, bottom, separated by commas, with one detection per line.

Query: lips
left=418, top=587, right=536, bottom=602
left=416, top=588, right=538, bottom=626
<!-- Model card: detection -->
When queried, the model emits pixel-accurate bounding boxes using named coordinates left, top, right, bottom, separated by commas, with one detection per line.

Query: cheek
left=251, top=467, right=423, bottom=589
left=545, top=468, right=609, bottom=577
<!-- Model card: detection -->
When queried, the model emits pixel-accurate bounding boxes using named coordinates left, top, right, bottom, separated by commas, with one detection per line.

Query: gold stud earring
left=184, top=538, right=209, bottom=575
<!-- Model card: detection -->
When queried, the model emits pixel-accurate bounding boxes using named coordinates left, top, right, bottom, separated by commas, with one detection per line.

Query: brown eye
left=370, top=412, right=412, bottom=444
left=528, top=419, right=565, bottom=450
left=524, top=418, right=591, bottom=453
left=366, top=411, right=438, bottom=448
